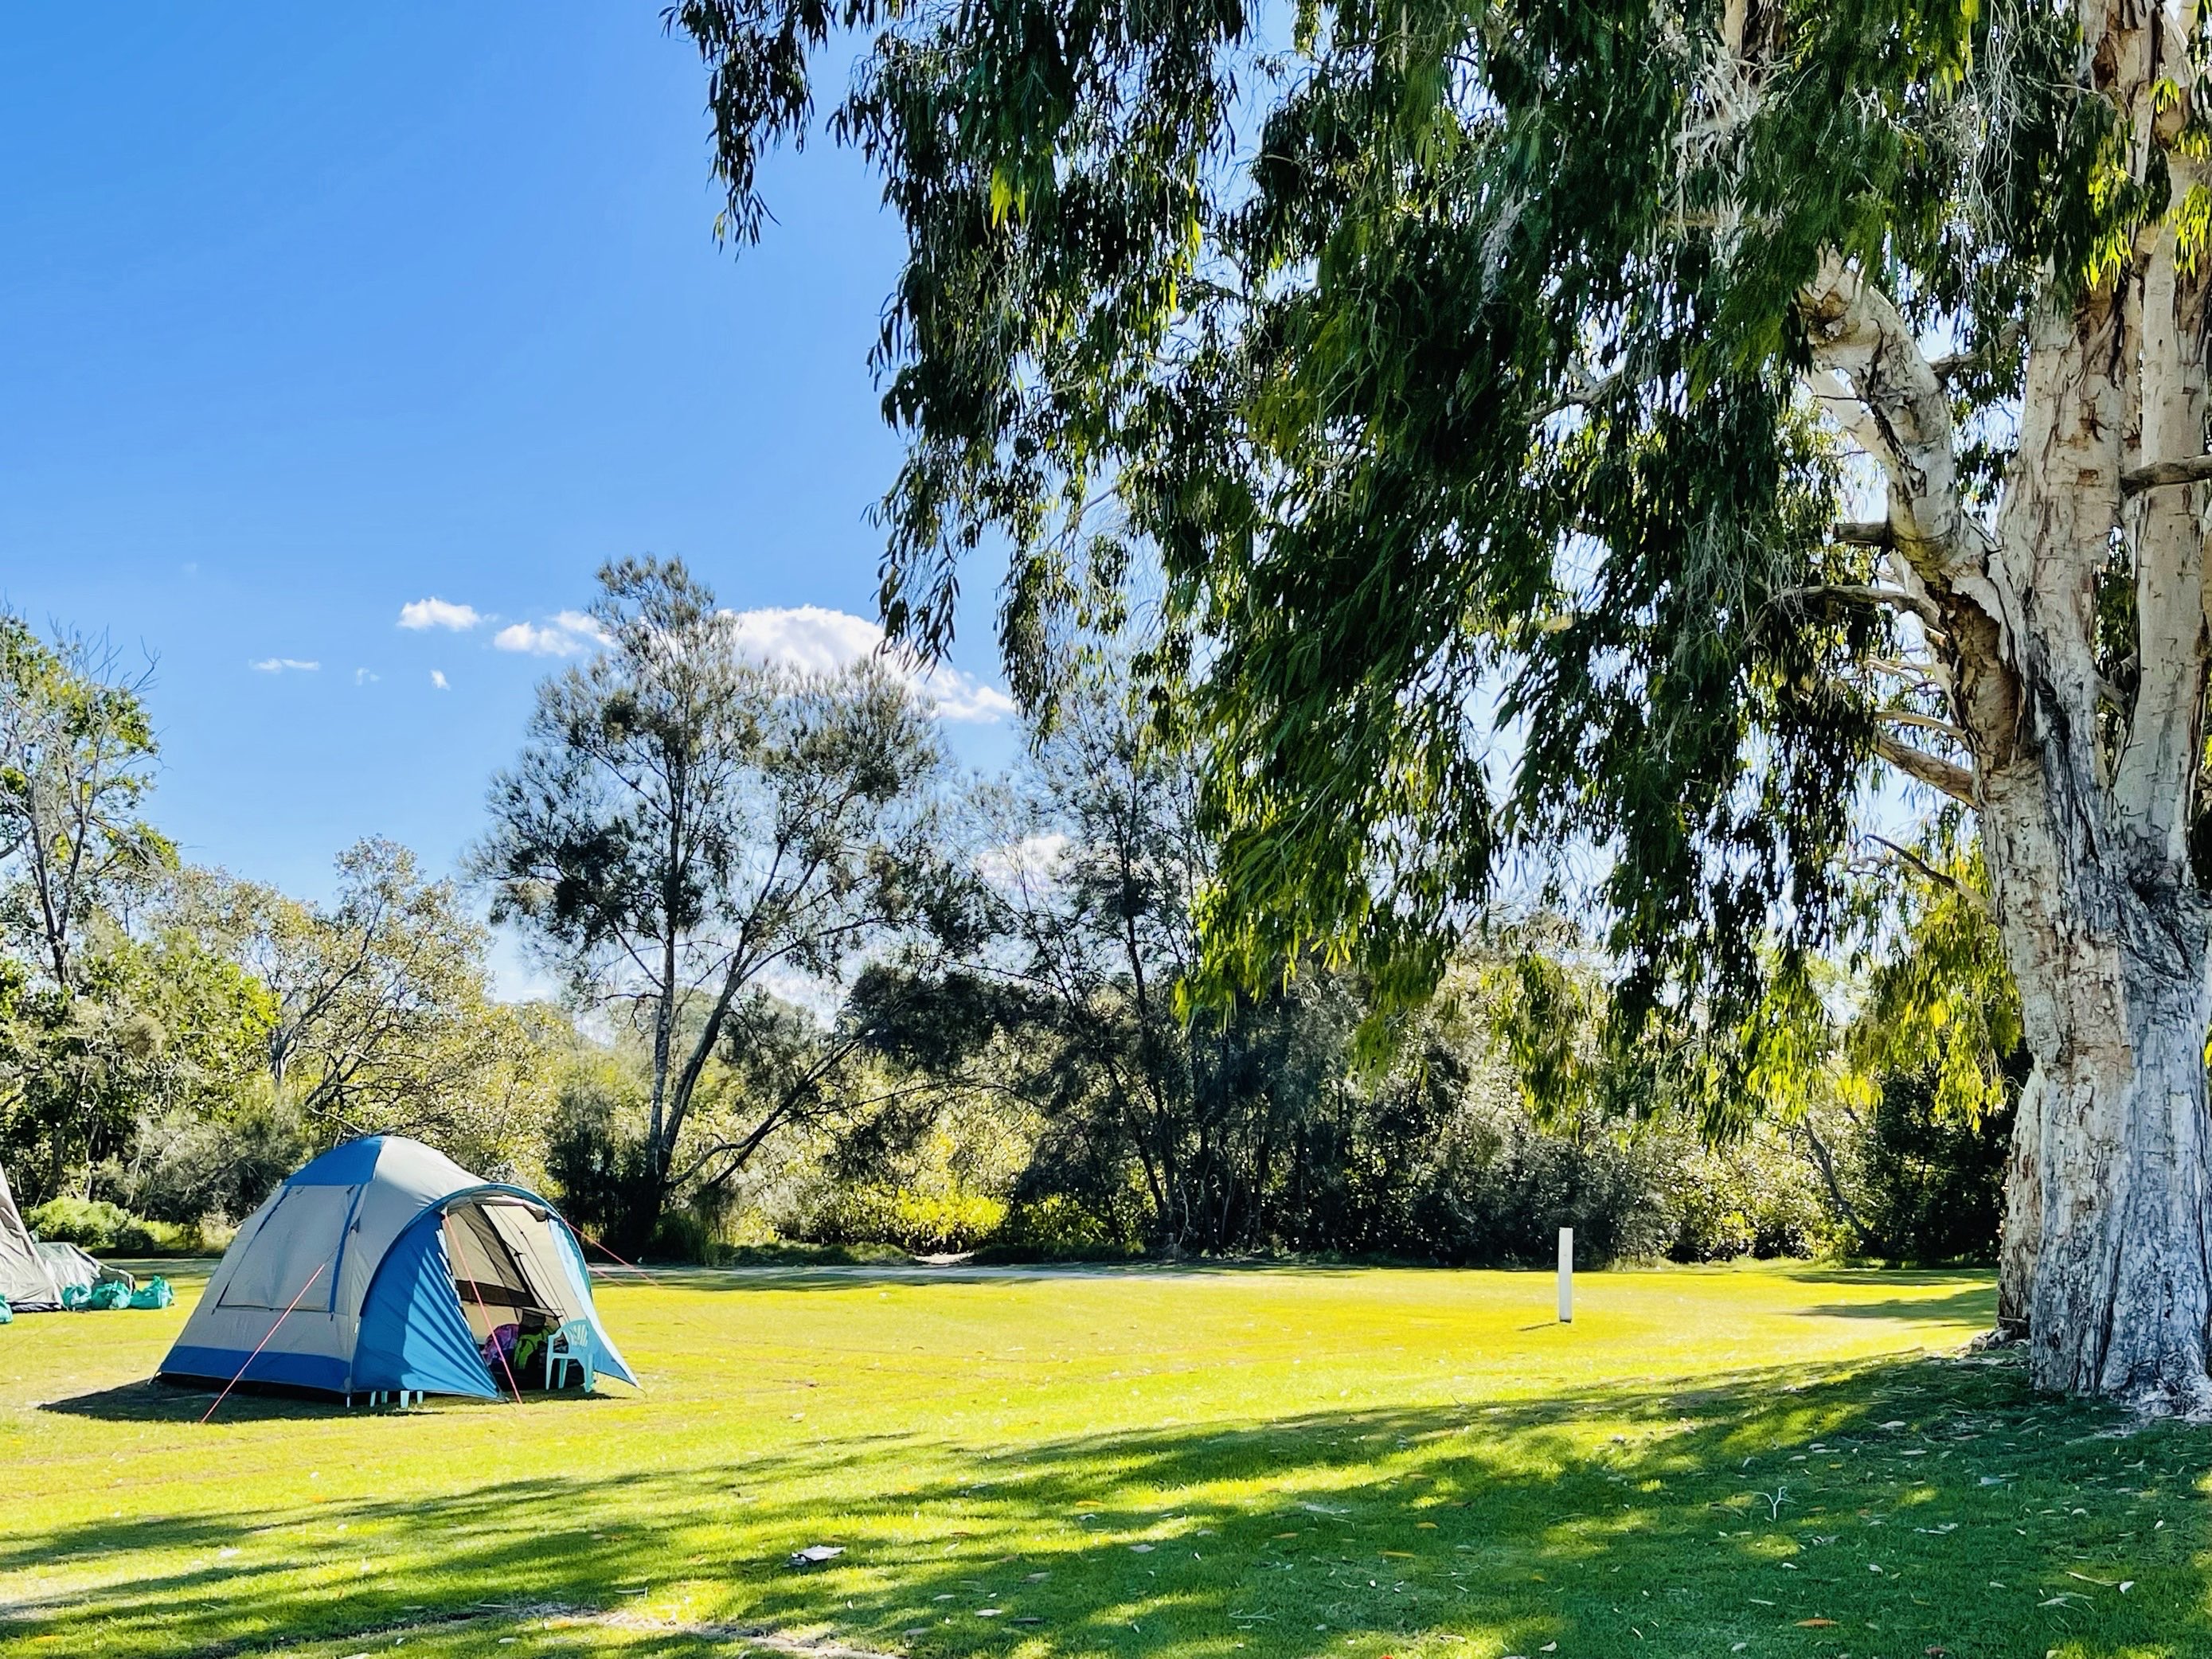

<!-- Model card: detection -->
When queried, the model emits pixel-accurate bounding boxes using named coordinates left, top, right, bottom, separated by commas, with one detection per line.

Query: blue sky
left=0, top=4, right=1018, bottom=945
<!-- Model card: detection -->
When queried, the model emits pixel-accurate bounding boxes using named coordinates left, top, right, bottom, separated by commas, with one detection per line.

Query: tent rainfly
left=0, top=1158, right=61, bottom=1313
left=161, top=1135, right=633, bottom=1400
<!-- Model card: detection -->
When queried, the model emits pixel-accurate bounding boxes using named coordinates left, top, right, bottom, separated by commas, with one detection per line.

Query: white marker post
left=1557, top=1226, right=1574, bottom=1323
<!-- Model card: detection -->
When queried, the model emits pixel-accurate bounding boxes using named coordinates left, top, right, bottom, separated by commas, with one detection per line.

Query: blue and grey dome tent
left=162, top=1135, right=633, bottom=1401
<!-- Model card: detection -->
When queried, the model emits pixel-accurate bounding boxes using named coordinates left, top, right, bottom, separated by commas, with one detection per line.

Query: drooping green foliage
left=1847, top=817, right=2020, bottom=1127
left=672, top=0, right=2125, bottom=1110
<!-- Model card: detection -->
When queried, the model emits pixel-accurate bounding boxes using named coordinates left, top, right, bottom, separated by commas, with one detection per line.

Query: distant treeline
left=2, top=566, right=2011, bottom=1268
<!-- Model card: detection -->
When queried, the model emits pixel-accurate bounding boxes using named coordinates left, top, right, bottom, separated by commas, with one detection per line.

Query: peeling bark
left=1803, top=0, right=2212, bottom=1409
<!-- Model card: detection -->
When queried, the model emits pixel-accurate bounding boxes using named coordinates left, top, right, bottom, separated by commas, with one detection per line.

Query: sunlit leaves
left=672, top=0, right=2172, bottom=1122
left=1847, top=821, right=2017, bottom=1127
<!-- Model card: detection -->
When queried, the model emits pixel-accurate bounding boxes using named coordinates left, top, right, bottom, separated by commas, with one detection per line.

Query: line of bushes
left=25, top=1196, right=230, bottom=1256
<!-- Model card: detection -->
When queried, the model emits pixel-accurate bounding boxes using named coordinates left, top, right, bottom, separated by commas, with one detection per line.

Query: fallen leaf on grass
left=1131, top=1544, right=1155, bottom=1553
left=1381, top=1551, right=1414, bottom=1559
left=1796, top=1619, right=1837, bottom=1628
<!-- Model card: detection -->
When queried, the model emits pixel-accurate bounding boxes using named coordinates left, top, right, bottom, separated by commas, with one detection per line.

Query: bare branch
left=1534, top=367, right=1624, bottom=421
left=1872, top=732, right=1977, bottom=805
left=1859, top=833, right=1989, bottom=914
left=1927, top=322, right=2022, bottom=384
left=1831, top=520, right=1893, bottom=546
left=2119, top=453, right=2212, bottom=496
left=1800, top=256, right=1987, bottom=581
left=1875, top=708, right=1970, bottom=744
left=1776, top=580, right=1943, bottom=628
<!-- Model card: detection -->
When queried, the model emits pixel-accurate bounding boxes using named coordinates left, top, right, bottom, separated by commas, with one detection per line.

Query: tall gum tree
left=676, top=0, right=2212, bottom=1407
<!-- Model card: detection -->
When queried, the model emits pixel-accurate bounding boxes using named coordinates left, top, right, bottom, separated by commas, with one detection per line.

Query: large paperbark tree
left=677, top=0, right=2212, bottom=1407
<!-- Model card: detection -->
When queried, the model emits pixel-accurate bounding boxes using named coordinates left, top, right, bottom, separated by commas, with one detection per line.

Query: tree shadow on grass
left=607, top=1263, right=1413, bottom=1298
left=1794, top=1285, right=1999, bottom=1324
left=7, top=1349, right=2207, bottom=1659
left=1770, top=1267, right=1996, bottom=1290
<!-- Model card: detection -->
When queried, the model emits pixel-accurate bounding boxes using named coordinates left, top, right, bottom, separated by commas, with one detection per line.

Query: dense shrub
left=1656, top=1124, right=1839, bottom=1262
left=1854, top=1072, right=2011, bottom=1263
left=542, top=1072, right=658, bottom=1252
left=26, top=1196, right=137, bottom=1249
left=1261, top=1079, right=1678, bottom=1266
left=804, top=1183, right=1006, bottom=1255
left=646, top=1207, right=716, bottom=1263
left=25, top=1196, right=204, bottom=1254
left=107, top=1098, right=308, bottom=1226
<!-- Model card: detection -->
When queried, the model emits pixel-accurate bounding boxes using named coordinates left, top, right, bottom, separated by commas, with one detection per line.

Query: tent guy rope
left=199, top=1263, right=324, bottom=1424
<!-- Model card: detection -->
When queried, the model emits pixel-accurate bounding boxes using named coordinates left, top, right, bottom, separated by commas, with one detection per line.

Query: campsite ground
left=0, top=1260, right=2198, bottom=1658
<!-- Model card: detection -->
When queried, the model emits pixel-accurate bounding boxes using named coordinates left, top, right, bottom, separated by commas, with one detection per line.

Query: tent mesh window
left=219, top=1185, right=354, bottom=1310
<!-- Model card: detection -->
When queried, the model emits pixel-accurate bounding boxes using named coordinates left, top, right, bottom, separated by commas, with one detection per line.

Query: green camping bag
left=62, top=1280, right=131, bottom=1312
left=128, top=1278, right=172, bottom=1310
left=0, top=1295, right=12, bottom=1324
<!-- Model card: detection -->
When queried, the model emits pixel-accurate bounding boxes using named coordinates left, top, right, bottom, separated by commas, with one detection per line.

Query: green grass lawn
left=0, top=1259, right=2202, bottom=1658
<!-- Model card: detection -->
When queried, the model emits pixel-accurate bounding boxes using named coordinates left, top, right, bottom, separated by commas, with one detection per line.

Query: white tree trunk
left=1990, top=783, right=2212, bottom=1406
left=1802, top=0, right=2212, bottom=1407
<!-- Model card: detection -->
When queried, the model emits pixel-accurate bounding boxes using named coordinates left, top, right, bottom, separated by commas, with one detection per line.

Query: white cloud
left=551, top=609, right=611, bottom=645
left=493, top=612, right=607, bottom=657
left=354, top=668, right=379, bottom=685
left=251, top=658, right=319, bottom=673
left=430, top=669, right=450, bottom=690
left=398, top=597, right=483, bottom=631
left=975, top=832, right=1069, bottom=892
left=721, top=606, right=1015, bottom=723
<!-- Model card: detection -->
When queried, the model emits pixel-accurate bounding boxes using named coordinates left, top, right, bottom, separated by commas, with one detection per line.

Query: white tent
left=161, top=1134, right=633, bottom=1400
left=0, top=1159, right=61, bottom=1313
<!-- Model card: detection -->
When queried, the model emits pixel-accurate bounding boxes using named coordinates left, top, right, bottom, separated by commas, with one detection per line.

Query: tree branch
left=1777, top=580, right=1943, bottom=628
left=1796, top=1118, right=1866, bottom=1240
left=1534, top=367, right=1624, bottom=421
left=2119, top=453, right=2212, bottom=496
left=1858, top=833, right=1989, bottom=913
left=1831, top=520, right=1892, bottom=546
left=1871, top=732, right=1977, bottom=805
left=1875, top=707, right=1969, bottom=744
left=1800, top=256, right=1987, bottom=581
left=1926, top=322, right=2022, bottom=384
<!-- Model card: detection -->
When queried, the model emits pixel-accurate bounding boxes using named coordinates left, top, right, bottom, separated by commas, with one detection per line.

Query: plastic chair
left=545, top=1318, right=596, bottom=1391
